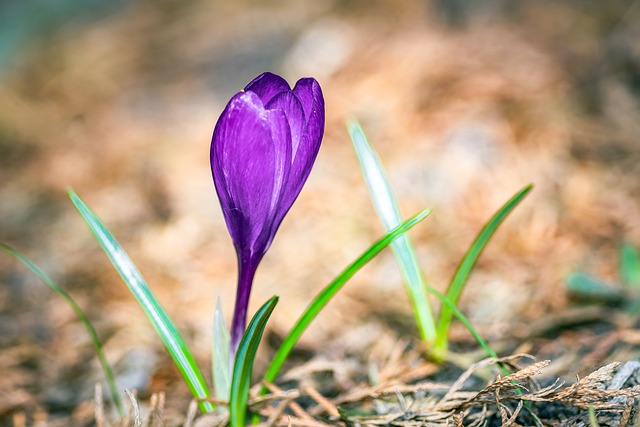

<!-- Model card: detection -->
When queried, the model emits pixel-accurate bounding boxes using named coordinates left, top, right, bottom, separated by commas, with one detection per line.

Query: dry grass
left=83, top=355, right=640, bottom=426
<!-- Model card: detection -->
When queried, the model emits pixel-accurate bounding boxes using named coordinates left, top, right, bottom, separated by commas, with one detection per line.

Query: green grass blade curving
left=0, top=242, right=125, bottom=416
left=67, top=189, right=213, bottom=413
left=229, top=296, right=278, bottom=427
left=348, top=119, right=436, bottom=345
left=425, top=286, right=511, bottom=377
left=213, top=297, right=231, bottom=403
left=425, top=285, right=498, bottom=360
left=620, top=242, right=640, bottom=288
left=262, top=208, right=431, bottom=389
left=588, top=406, right=600, bottom=427
left=433, top=184, right=533, bottom=359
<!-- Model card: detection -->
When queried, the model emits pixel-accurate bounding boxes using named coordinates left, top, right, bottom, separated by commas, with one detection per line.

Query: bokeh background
left=2, top=0, right=640, bottom=424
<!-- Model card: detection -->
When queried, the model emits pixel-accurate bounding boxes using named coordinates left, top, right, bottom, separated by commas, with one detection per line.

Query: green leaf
left=0, top=242, right=125, bottom=416
left=262, top=208, right=431, bottom=389
left=229, top=296, right=278, bottom=427
left=588, top=406, right=601, bottom=427
left=213, top=297, right=231, bottom=403
left=425, top=285, right=498, bottom=360
left=348, top=119, right=436, bottom=345
left=67, top=189, right=213, bottom=413
left=433, top=184, right=532, bottom=360
left=620, top=241, right=640, bottom=288
left=566, top=272, right=623, bottom=302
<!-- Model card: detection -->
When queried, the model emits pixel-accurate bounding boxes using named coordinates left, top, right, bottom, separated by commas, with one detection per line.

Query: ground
left=1, top=0, right=640, bottom=425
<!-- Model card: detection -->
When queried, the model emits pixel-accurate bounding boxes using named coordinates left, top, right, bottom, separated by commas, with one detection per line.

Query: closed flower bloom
left=210, top=72, right=325, bottom=352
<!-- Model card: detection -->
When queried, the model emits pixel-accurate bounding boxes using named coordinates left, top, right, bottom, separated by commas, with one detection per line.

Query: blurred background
left=1, top=0, right=640, bottom=424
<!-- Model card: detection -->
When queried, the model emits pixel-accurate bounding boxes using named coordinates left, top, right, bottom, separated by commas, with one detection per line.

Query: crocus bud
left=210, top=72, right=325, bottom=353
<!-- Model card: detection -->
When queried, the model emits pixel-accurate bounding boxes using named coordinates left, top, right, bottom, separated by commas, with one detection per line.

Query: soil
left=2, top=0, right=640, bottom=425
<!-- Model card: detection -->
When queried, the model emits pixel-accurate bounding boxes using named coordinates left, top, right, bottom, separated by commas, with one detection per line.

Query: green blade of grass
left=588, top=406, right=600, bottom=427
left=566, top=272, right=623, bottom=302
left=0, top=242, right=125, bottom=416
left=433, top=184, right=533, bottom=359
left=262, top=208, right=431, bottom=389
left=229, top=296, right=278, bottom=427
left=213, top=297, right=231, bottom=403
left=348, top=119, right=436, bottom=345
left=425, top=285, right=498, bottom=359
left=426, top=285, right=515, bottom=377
left=67, top=189, right=213, bottom=413
left=425, top=283, right=513, bottom=377
left=620, top=241, right=640, bottom=287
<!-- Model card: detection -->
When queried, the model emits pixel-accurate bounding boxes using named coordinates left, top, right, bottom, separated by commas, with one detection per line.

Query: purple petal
left=265, top=103, right=293, bottom=216
left=244, top=72, right=291, bottom=105
left=273, top=78, right=325, bottom=227
left=290, top=78, right=324, bottom=182
left=211, top=91, right=292, bottom=259
left=290, top=78, right=324, bottom=186
left=292, top=78, right=323, bottom=124
left=266, top=91, right=305, bottom=157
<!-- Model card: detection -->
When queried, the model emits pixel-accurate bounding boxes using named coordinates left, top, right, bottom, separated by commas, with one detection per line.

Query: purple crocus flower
left=210, top=72, right=325, bottom=353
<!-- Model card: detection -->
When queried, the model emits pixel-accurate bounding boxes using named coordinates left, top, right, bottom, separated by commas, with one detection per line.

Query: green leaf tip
left=433, top=184, right=533, bottom=359
left=348, top=118, right=437, bottom=346
left=0, top=242, right=125, bottom=416
left=229, top=296, right=278, bottom=427
left=67, top=190, right=214, bottom=413
left=213, top=297, right=231, bottom=403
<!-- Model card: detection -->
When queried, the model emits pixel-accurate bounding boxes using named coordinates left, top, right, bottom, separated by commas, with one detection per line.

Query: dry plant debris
left=85, top=355, right=640, bottom=427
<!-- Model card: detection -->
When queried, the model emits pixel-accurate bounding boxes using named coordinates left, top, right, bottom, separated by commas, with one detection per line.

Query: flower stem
left=230, top=257, right=257, bottom=358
